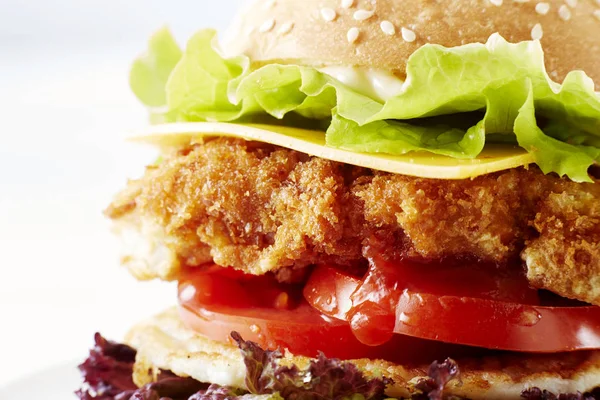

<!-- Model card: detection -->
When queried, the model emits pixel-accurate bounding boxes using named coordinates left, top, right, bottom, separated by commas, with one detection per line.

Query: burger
left=76, top=0, right=600, bottom=399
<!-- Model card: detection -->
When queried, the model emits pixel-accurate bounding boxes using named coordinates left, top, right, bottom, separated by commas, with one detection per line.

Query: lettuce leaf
left=129, top=27, right=182, bottom=108
left=76, top=333, right=208, bottom=400
left=130, top=28, right=600, bottom=182
left=167, top=29, right=248, bottom=122
left=326, top=112, right=486, bottom=159
left=514, top=80, right=600, bottom=182
left=231, top=331, right=390, bottom=400
left=521, top=387, right=600, bottom=400
left=412, top=358, right=460, bottom=400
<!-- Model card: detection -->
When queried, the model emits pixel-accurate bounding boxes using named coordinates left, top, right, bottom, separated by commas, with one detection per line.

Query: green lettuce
left=130, top=28, right=600, bottom=182
left=129, top=27, right=182, bottom=108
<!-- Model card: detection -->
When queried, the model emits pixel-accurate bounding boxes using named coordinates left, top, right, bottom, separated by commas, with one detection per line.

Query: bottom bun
left=125, top=307, right=600, bottom=399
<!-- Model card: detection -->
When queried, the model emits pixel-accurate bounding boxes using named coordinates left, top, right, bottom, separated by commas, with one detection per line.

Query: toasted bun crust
left=222, top=0, right=600, bottom=83
left=127, top=307, right=600, bottom=399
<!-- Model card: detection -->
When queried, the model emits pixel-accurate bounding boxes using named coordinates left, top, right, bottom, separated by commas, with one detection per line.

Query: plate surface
left=0, top=361, right=81, bottom=400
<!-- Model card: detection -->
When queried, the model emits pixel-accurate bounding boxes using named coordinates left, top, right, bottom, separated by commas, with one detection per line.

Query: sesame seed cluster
left=251, top=0, right=599, bottom=47
left=254, top=0, right=419, bottom=45
left=487, top=0, right=600, bottom=40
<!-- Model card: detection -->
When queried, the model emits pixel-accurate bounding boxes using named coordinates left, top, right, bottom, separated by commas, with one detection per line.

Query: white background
left=0, top=0, right=243, bottom=389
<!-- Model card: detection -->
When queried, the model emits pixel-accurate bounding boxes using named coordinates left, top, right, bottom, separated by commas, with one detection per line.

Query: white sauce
left=318, top=66, right=405, bottom=102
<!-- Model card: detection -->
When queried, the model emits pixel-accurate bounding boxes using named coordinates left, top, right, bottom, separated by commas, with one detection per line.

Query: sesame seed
left=259, top=18, right=276, bottom=33
left=320, top=7, right=337, bottom=21
left=535, top=2, right=550, bottom=14
left=347, top=27, right=360, bottom=43
left=565, top=0, right=577, bottom=7
left=341, top=0, right=354, bottom=8
left=353, top=9, right=375, bottom=21
left=531, top=23, right=543, bottom=40
left=558, top=4, right=572, bottom=20
left=278, top=21, right=294, bottom=35
left=513, top=0, right=531, bottom=3
left=594, top=9, right=600, bottom=20
left=401, top=27, right=416, bottom=42
left=380, top=20, right=396, bottom=35
left=489, top=0, right=503, bottom=6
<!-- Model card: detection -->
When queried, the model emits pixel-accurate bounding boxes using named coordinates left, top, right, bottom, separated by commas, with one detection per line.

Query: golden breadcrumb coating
left=106, top=138, right=600, bottom=304
left=524, top=184, right=600, bottom=306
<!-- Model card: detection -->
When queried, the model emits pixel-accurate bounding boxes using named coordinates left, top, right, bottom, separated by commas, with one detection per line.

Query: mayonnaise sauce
left=318, top=66, right=405, bottom=102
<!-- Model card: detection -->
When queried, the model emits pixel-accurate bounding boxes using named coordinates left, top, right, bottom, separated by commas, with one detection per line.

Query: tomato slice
left=394, top=290, right=600, bottom=352
left=178, top=266, right=496, bottom=364
left=304, top=262, right=600, bottom=352
left=303, top=266, right=358, bottom=320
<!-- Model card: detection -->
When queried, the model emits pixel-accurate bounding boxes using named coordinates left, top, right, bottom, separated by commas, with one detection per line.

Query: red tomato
left=178, top=266, right=493, bottom=364
left=303, top=261, right=600, bottom=352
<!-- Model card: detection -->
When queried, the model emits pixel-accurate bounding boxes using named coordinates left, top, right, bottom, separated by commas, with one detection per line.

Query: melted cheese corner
left=131, top=122, right=534, bottom=179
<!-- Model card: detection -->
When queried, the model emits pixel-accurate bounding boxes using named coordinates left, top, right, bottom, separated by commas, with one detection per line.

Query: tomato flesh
left=304, top=259, right=600, bottom=352
left=178, top=266, right=497, bottom=364
left=179, top=254, right=600, bottom=358
left=393, top=290, right=600, bottom=352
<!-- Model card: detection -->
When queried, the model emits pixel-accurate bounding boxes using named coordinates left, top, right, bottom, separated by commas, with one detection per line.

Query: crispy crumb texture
left=106, top=138, right=600, bottom=304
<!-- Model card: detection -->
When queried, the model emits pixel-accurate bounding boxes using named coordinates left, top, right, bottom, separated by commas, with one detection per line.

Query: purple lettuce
left=189, top=384, right=244, bottom=400
left=231, top=331, right=390, bottom=400
left=411, top=358, right=460, bottom=400
left=521, top=387, right=600, bottom=400
left=76, top=333, right=207, bottom=400
left=76, top=333, right=138, bottom=399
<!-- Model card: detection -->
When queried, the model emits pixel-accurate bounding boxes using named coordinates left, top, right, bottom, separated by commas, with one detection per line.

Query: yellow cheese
left=132, top=122, right=534, bottom=179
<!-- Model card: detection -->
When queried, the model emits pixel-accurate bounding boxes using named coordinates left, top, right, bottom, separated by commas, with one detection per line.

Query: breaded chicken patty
left=106, top=138, right=600, bottom=304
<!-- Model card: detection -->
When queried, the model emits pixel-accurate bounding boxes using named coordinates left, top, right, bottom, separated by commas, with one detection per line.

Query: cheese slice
left=131, top=122, right=534, bottom=179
